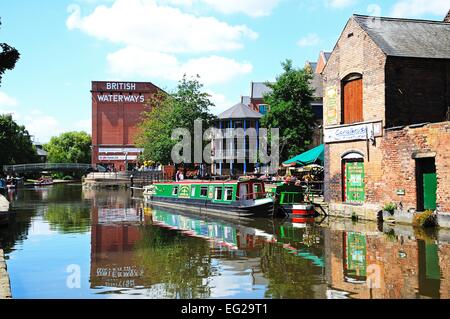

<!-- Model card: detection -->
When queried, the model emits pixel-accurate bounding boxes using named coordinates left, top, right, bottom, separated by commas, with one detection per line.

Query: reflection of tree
left=260, top=242, right=324, bottom=299
left=134, top=226, right=214, bottom=298
left=0, top=211, right=35, bottom=254
left=44, top=204, right=91, bottom=233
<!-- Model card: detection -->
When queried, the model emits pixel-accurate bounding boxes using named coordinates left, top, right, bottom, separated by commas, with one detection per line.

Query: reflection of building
left=91, top=81, right=164, bottom=171
left=324, top=226, right=448, bottom=299
left=322, top=14, right=450, bottom=221
left=90, top=206, right=145, bottom=288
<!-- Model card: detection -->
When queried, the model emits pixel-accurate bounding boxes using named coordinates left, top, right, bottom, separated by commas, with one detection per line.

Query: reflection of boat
left=143, top=180, right=273, bottom=218
left=151, top=208, right=275, bottom=251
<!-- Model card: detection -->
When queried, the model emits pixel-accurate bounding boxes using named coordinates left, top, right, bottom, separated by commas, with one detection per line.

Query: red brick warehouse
left=91, top=81, right=164, bottom=171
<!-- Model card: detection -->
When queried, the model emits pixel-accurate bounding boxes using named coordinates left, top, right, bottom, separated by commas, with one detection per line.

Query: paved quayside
left=0, top=249, right=12, bottom=299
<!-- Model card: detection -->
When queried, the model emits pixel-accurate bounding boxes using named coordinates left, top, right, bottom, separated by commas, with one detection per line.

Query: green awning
left=283, top=144, right=324, bottom=167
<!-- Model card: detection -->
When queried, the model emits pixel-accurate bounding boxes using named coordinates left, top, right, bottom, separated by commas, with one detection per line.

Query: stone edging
left=0, top=249, right=12, bottom=299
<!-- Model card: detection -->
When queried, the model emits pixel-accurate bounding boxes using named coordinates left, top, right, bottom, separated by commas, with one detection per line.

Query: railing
left=3, top=163, right=99, bottom=174
left=301, top=181, right=324, bottom=203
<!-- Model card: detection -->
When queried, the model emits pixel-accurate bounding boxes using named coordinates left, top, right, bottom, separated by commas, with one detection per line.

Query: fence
left=3, top=163, right=98, bottom=174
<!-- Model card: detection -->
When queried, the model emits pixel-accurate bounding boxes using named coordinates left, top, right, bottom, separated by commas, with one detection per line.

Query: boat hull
left=280, top=203, right=317, bottom=217
left=143, top=195, right=274, bottom=219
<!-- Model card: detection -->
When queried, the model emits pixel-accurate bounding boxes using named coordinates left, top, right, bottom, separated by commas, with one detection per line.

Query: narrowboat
left=265, top=182, right=317, bottom=218
left=143, top=180, right=274, bottom=218
left=34, top=177, right=53, bottom=186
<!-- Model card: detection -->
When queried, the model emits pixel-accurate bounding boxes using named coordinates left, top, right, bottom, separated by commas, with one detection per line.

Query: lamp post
left=124, top=151, right=128, bottom=172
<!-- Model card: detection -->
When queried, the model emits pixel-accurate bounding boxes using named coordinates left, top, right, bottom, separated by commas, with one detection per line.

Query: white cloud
left=22, top=110, right=63, bottom=143
left=107, top=46, right=252, bottom=85
left=0, top=91, right=18, bottom=107
left=0, top=92, right=90, bottom=142
left=74, top=119, right=92, bottom=134
left=66, top=0, right=258, bottom=54
left=297, top=33, right=321, bottom=47
left=391, top=0, right=449, bottom=18
left=325, top=0, right=357, bottom=8
left=201, top=0, right=281, bottom=17
left=207, top=90, right=237, bottom=115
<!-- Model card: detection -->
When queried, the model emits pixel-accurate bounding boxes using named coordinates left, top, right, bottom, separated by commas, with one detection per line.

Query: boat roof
left=152, top=180, right=264, bottom=185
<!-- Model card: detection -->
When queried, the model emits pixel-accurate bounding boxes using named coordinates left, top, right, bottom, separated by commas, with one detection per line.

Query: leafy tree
left=44, top=131, right=92, bottom=163
left=136, top=75, right=216, bottom=165
left=0, top=18, right=20, bottom=86
left=261, top=60, right=316, bottom=161
left=0, top=114, right=37, bottom=166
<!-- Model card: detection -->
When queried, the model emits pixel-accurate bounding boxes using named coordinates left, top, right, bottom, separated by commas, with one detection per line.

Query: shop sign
left=98, top=155, right=138, bottom=161
left=324, top=121, right=382, bottom=143
left=99, top=148, right=144, bottom=153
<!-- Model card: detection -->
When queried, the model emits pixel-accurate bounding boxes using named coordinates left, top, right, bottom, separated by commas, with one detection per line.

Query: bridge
left=2, top=163, right=104, bottom=174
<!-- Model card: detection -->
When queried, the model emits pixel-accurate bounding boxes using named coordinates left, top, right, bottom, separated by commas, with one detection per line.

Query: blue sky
left=0, top=0, right=448, bottom=142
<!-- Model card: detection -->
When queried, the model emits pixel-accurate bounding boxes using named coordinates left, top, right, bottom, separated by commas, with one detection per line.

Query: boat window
left=191, top=186, right=196, bottom=197
left=214, top=187, right=223, bottom=200
left=172, top=187, right=178, bottom=196
left=239, top=183, right=249, bottom=200
left=254, top=183, right=262, bottom=199
left=225, top=187, right=233, bottom=201
left=200, top=186, right=208, bottom=197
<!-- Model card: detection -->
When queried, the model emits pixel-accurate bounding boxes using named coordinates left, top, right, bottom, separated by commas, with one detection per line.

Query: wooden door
left=343, top=78, right=363, bottom=124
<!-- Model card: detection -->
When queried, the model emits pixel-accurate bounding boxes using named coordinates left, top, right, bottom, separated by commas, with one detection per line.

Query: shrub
left=383, top=202, right=397, bottom=215
left=413, top=210, right=438, bottom=228
left=63, top=176, right=73, bottom=181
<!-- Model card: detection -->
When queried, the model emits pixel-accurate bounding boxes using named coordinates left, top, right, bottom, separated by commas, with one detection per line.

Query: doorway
left=416, top=158, right=437, bottom=211
left=342, top=159, right=365, bottom=204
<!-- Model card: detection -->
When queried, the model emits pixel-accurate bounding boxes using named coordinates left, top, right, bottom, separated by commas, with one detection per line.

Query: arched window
left=342, top=73, right=363, bottom=124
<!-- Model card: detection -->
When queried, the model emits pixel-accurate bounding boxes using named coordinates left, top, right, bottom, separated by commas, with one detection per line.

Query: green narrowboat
left=143, top=180, right=274, bottom=218
left=265, top=182, right=316, bottom=218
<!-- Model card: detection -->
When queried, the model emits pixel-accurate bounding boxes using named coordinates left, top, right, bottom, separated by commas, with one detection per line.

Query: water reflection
left=0, top=185, right=448, bottom=299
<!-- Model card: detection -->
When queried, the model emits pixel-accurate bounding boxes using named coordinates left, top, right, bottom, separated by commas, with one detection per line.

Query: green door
left=423, top=173, right=437, bottom=210
left=345, top=161, right=365, bottom=204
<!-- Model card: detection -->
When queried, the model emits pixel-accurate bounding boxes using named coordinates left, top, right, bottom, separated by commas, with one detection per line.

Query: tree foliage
left=0, top=114, right=37, bottom=166
left=261, top=60, right=316, bottom=161
left=136, top=75, right=216, bottom=165
left=0, top=18, right=20, bottom=86
left=44, top=131, right=92, bottom=164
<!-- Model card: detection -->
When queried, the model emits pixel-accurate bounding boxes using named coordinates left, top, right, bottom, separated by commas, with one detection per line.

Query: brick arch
left=341, top=150, right=365, bottom=159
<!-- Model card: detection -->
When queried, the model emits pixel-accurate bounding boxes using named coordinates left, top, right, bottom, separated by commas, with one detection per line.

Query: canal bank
left=0, top=249, right=12, bottom=299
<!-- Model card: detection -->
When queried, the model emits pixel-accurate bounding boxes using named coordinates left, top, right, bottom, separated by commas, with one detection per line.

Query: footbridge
left=2, top=163, right=104, bottom=175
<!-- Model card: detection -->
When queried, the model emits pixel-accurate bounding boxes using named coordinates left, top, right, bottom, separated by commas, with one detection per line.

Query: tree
left=0, top=18, right=20, bottom=86
left=260, top=60, right=316, bottom=161
left=0, top=114, right=37, bottom=166
left=44, top=131, right=92, bottom=163
left=136, top=75, right=216, bottom=165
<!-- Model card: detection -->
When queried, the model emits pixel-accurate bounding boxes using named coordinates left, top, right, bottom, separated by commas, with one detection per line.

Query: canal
left=0, top=184, right=448, bottom=299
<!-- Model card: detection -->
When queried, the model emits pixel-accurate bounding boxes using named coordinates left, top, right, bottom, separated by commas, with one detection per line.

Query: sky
left=0, top=0, right=448, bottom=143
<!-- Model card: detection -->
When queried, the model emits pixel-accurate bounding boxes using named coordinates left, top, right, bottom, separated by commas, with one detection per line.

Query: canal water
left=0, top=184, right=448, bottom=299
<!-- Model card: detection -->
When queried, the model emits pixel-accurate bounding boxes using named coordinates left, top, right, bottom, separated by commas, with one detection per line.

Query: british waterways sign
left=324, top=121, right=382, bottom=143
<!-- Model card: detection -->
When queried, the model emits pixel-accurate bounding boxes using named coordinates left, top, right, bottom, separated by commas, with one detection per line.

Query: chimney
left=444, top=9, right=450, bottom=23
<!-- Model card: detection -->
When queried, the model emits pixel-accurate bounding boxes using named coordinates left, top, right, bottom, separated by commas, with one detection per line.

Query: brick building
left=91, top=81, right=164, bottom=171
left=322, top=15, right=450, bottom=223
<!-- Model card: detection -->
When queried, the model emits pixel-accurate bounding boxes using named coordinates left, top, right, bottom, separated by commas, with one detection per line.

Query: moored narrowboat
left=143, top=180, right=274, bottom=218
left=265, top=182, right=317, bottom=218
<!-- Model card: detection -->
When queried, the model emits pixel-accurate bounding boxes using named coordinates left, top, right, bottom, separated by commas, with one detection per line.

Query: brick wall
left=322, top=16, right=450, bottom=217
left=380, top=122, right=450, bottom=213
left=322, top=17, right=387, bottom=128
left=385, top=57, right=450, bottom=128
